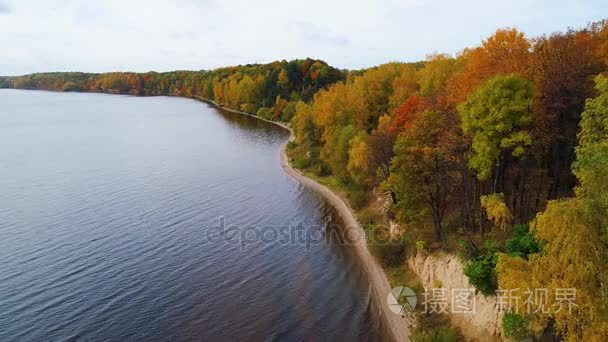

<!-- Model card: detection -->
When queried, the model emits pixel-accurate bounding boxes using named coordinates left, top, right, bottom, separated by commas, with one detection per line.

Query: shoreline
left=193, top=96, right=292, bottom=132
left=279, top=144, right=410, bottom=342
left=195, top=96, right=410, bottom=341
left=7, top=89, right=410, bottom=341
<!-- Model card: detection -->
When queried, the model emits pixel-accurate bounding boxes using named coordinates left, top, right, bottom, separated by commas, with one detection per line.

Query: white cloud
left=0, top=0, right=606, bottom=75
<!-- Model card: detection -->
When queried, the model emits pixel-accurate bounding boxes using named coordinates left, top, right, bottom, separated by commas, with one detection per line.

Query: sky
left=0, top=0, right=606, bottom=75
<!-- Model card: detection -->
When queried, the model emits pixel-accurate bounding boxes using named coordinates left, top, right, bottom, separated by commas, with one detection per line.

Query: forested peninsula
left=3, top=20, right=608, bottom=341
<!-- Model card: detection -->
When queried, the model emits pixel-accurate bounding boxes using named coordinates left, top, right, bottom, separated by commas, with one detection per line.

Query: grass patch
left=411, top=314, right=462, bottom=342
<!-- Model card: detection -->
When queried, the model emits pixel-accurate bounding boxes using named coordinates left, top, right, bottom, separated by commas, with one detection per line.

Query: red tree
left=389, top=95, right=429, bottom=133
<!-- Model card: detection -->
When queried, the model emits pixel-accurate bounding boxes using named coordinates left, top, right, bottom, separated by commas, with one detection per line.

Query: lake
left=0, top=90, right=386, bottom=341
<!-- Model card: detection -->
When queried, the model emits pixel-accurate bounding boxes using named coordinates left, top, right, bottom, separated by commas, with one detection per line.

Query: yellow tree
left=417, top=53, right=462, bottom=98
left=347, top=132, right=373, bottom=186
left=224, top=74, right=240, bottom=108
left=498, top=198, right=608, bottom=340
left=388, top=64, right=418, bottom=110
left=291, top=101, right=316, bottom=147
left=480, top=193, right=512, bottom=231
left=236, top=75, right=256, bottom=111
left=312, top=81, right=368, bottom=132
left=213, top=79, right=225, bottom=104
left=352, top=63, right=404, bottom=128
left=449, top=28, right=531, bottom=104
left=278, top=69, right=289, bottom=88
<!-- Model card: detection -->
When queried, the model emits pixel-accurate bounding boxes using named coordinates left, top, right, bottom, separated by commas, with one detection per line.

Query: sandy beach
left=279, top=143, right=411, bottom=342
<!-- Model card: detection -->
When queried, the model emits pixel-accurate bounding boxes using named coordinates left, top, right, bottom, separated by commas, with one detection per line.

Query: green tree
left=457, top=74, right=534, bottom=183
left=322, top=125, right=360, bottom=182
left=463, top=244, right=498, bottom=295
left=573, top=75, right=608, bottom=230
left=502, top=313, right=531, bottom=341
left=505, top=224, right=541, bottom=258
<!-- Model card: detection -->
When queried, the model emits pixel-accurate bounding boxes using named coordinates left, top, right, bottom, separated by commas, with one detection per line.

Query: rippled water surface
left=0, top=90, right=385, bottom=341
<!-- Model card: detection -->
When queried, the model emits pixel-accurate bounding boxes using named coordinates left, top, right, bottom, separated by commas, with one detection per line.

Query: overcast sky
left=1, top=0, right=606, bottom=75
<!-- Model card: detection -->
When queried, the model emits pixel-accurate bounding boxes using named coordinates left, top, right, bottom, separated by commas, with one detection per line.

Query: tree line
left=0, top=59, right=345, bottom=122
left=286, top=22, right=607, bottom=340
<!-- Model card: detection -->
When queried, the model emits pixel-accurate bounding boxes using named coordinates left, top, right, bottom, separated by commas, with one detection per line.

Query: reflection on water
left=0, top=90, right=387, bottom=341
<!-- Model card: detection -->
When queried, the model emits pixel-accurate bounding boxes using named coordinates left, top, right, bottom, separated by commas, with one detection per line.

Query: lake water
left=0, top=90, right=386, bottom=341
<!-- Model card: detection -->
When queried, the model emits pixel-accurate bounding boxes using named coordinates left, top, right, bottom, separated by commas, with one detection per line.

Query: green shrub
left=309, top=145, right=321, bottom=162
left=286, top=140, right=297, bottom=150
left=370, top=234, right=408, bottom=268
left=463, top=241, right=498, bottom=295
left=506, top=224, right=541, bottom=258
left=313, top=163, right=331, bottom=177
left=502, top=313, right=531, bottom=341
left=256, top=107, right=271, bottom=119
left=280, top=101, right=297, bottom=122
left=416, top=240, right=427, bottom=254
left=412, top=326, right=458, bottom=342
left=412, top=313, right=461, bottom=342
left=345, top=188, right=367, bottom=209
left=457, top=238, right=479, bottom=261
left=292, top=156, right=310, bottom=169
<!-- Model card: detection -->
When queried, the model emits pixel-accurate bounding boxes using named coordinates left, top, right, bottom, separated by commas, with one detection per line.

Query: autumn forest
left=3, top=20, right=608, bottom=341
